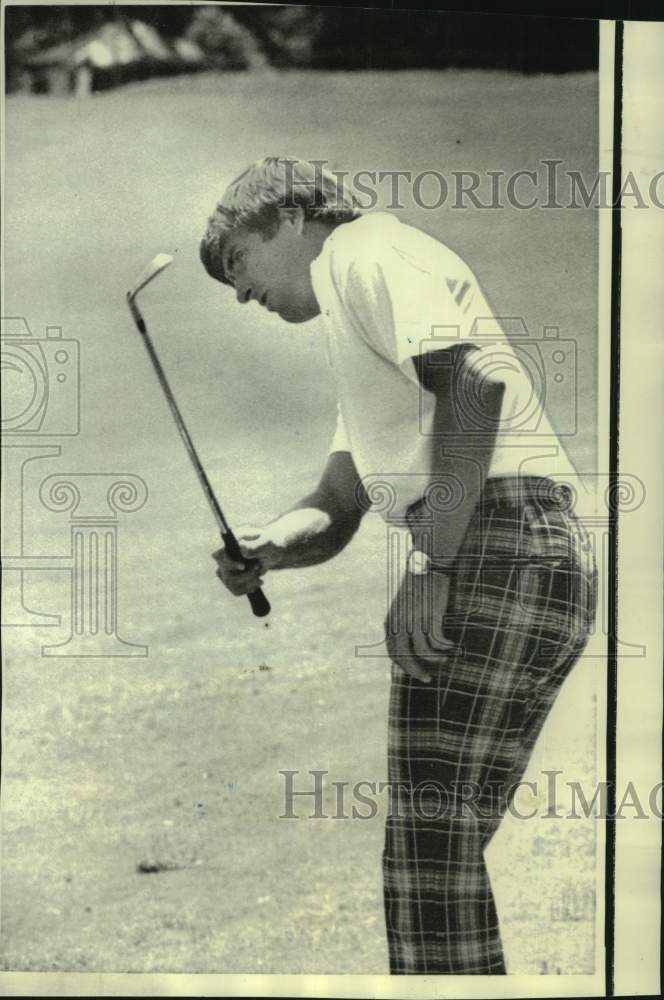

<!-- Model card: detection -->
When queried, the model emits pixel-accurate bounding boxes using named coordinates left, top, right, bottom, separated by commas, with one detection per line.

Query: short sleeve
left=329, top=235, right=478, bottom=382
left=328, top=403, right=351, bottom=454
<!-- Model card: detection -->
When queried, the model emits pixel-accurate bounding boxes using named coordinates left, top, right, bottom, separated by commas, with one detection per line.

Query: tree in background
left=185, top=7, right=266, bottom=71
left=232, top=6, right=325, bottom=68
left=5, top=3, right=598, bottom=91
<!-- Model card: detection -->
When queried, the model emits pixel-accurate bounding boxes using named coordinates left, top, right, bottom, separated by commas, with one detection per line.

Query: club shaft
left=127, top=289, right=271, bottom=618
left=128, top=301, right=231, bottom=534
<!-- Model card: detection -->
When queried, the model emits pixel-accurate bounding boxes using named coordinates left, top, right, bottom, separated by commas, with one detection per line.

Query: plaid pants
left=383, top=476, right=598, bottom=975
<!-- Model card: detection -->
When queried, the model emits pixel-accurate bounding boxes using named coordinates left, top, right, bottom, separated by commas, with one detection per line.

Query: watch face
left=407, top=549, right=430, bottom=575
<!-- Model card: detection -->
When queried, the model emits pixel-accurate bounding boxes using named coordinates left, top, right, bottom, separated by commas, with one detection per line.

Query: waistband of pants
left=476, top=476, right=576, bottom=512
left=405, top=477, right=582, bottom=575
left=406, top=476, right=575, bottom=527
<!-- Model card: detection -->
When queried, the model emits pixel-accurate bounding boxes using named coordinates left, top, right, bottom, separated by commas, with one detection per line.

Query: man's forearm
left=252, top=451, right=366, bottom=571
left=263, top=499, right=357, bottom=569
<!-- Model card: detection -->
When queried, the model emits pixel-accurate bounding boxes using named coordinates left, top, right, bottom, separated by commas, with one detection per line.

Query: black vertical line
left=606, top=17, right=623, bottom=1000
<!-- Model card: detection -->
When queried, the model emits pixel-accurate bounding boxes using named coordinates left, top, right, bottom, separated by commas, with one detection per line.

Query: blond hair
left=200, top=156, right=361, bottom=284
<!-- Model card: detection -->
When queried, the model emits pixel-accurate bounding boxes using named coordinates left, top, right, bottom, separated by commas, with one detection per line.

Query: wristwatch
left=407, top=549, right=458, bottom=576
left=407, top=548, right=431, bottom=575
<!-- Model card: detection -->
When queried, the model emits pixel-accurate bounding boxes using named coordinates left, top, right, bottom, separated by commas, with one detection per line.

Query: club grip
left=222, top=530, right=271, bottom=618
left=246, top=586, right=271, bottom=618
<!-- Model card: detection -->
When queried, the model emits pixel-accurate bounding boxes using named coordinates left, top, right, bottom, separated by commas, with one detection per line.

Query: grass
left=2, top=69, right=599, bottom=974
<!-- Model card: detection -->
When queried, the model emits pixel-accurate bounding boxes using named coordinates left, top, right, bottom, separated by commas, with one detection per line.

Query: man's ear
left=278, top=205, right=305, bottom=235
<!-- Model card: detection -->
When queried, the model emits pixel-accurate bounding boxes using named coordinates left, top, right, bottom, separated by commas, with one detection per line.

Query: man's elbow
left=316, top=497, right=362, bottom=551
left=336, top=508, right=364, bottom=549
left=313, top=451, right=368, bottom=548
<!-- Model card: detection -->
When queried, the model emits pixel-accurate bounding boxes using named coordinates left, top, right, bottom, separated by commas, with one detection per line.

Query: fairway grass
left=2, top=69, right=599, bottom=974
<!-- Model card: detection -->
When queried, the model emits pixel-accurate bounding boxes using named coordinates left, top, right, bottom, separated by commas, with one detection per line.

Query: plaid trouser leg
left=383, top=663, right=509, bottom=974
left=383, top=478, right=597, bottom=975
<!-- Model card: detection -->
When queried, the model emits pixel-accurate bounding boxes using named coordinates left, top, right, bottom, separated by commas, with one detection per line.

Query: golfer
left=200, top=157, right=598, bottom=975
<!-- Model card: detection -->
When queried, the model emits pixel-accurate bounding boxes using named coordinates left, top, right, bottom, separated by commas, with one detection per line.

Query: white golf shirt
left=309, top=212, right=587, bottom=522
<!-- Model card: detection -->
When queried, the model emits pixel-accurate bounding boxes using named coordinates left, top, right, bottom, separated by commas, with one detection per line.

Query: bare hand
left=385, top=568, right=457, bottom=683
left=211, top=524, right=281, bottom=597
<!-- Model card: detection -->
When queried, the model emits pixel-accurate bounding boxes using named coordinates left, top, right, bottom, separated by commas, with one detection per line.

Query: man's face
left=222, top=210, right=321, bottom=324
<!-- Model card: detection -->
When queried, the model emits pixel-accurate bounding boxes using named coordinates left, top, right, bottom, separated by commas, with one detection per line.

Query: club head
left=127, top=253, right=174, bottom=303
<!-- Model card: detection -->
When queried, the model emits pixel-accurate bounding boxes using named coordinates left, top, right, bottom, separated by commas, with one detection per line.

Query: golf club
left=126, top=254, right=270, bottom=619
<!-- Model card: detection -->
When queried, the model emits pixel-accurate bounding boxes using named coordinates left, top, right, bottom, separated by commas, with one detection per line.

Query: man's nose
left=235, top=283, right=253, bottom=305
